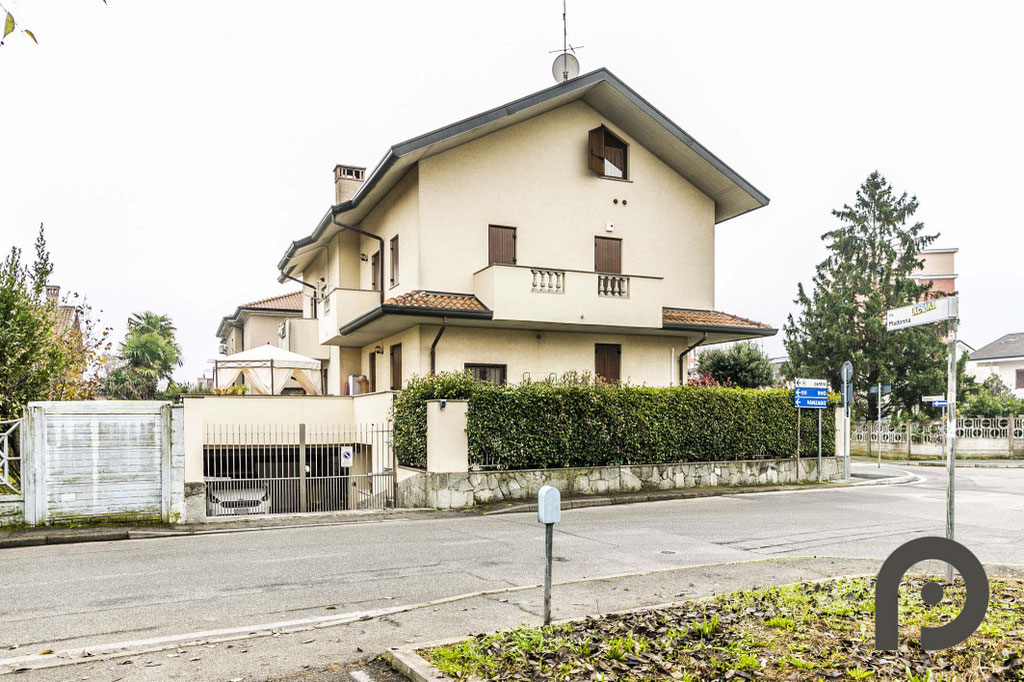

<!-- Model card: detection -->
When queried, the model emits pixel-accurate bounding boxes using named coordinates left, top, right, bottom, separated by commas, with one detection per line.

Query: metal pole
left=842, top=375, right=850, bottom=480
left=817, top=408, right=822, bottom=483
left=299, top=423, right=307, bottom=513
left=543, top=522, right=553, bottom=625
left=796, top=408, right=801, bottom=463
left=945, top=319, right=958, bottom=583
left=877, top=382, right=882, bottom=468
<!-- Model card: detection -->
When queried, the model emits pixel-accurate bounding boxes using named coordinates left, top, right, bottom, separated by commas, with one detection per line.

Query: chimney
left=45, top=285, right=60, bottom=304
left=334, top=164, right=366, bottom=204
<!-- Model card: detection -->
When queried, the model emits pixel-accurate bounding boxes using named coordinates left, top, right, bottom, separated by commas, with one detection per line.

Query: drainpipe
left=678, top=332, right=707, bottom=385
left=281, top=272, right=318, bottom=294
left=330, top=212, right=386, bottom=305
left=430, top=317, right=448, bottom=375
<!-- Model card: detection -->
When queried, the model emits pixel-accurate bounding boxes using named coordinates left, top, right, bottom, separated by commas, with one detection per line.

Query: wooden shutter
left=390, top=236, right=399, bottom=287
left=390, top=344, right=402, bottom=390
left=588, top=126, right=605, bottom=174
left=1017, top=369, right=1024, bottom=390
left=368, top=352, right=377, bottom=392
left=488, top=225, right=516, bottom=265
left=595, top=344, right=621, bottom=384
left=594, top=237, right=622, bottom=274
left=371, top=252, right=380, bottom=291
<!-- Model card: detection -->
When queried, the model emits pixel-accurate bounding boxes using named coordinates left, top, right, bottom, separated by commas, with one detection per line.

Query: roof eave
left=339, top=305, right=493, bottom=336
left=663, top=322, right=778, bottom=337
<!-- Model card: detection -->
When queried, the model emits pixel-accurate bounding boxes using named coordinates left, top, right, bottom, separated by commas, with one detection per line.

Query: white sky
left=2, top=1, right=1021, bottom=382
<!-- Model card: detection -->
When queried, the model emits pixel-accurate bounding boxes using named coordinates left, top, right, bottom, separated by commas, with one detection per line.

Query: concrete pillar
left=426, top=399, right=469, bottom=474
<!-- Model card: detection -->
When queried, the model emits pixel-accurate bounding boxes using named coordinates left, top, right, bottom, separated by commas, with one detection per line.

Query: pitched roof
left=384, top=290, right=488, bottom=312
left=55, top=305, right=80, bottom=333
left=662, top=307, right=775, bottom=334
left=241, top=291, right=303, bottom=311
left=969, top=332, right=1024, bottom=361
left=217, top=290, right=304, bottom=338
left=279, top=67, right=769, bottom=278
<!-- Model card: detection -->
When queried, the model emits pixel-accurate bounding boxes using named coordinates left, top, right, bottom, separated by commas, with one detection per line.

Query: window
left=371, top=251, right=380, bottom=292
left=588, top=125, right=628, bottom=179
left=1017, top=369, right=1024, bottom=390
left=595, top=344, right=621, bottom=384
left=368, top=352, right=377, bottom=392
left=466, top=363, right=507, bottom=385
left=390, top=236, right=399, bottom=287
left=390, top=344, right=403, bottom=390
left=318, top=278, right=330, bottom=313
left=594, top=237, right=622, bottom=273
left=488, top=225, right=516, bottom=266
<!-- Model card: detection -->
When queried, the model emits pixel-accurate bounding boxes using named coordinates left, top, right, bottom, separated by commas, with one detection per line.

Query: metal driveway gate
left=22, top=402, right=172, bottom=524
left=202, top=422, right=394, bottom=517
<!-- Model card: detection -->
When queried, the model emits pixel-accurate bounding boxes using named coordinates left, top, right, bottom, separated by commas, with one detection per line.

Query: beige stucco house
left=217, top=291, right=325, bottom=359
left=277, top=68, right=776, bottom=393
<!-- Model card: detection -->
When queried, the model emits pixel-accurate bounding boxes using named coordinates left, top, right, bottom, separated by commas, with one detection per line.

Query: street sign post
left=796, top=379, right=827, bottom=482
left=537, top=486, right=561, bottom=625
left=887, top=296, right=959, bottom=582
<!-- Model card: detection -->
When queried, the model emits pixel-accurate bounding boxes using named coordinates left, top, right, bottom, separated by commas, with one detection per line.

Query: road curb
left=384, top=649, right=451, bottom=681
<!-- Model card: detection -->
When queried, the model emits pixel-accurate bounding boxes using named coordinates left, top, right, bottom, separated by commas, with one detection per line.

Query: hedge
left=392, top=372, right=838, bottom=470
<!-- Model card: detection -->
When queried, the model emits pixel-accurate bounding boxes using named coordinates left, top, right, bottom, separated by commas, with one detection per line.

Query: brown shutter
left=488, top=225, right=516, bottom=265
left=368, top=352, right=377, bottom=392
left=594, top=237, right=622, bottom=274
left=1017, top=369, right=1024, bottom=390
left=389, top=236, right=399, bottom=287
left=390, top=344, right=402, bottom=390
left=371, top=252, right=380, bottom=291
left=588, top=126, right=605, bottom=174
left=595, top=344, right=621, bottom=384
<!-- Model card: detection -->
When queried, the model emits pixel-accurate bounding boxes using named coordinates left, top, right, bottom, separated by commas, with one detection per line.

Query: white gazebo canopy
left=215, top=344, right=322, bottom=395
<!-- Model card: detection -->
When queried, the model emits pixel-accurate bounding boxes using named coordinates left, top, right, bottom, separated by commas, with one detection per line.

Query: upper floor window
left=371, top=251, right=380, bottom=292
left=488, top=225, right=516, bottom=266
left=588, top=125, right=628, bottom=179
left=390, top=236, right=399, bottom=287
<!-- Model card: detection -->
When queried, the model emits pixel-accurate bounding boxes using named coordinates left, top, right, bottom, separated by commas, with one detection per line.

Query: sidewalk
left=1, top=465, right=914, bottom=550
left=853, top=455, right=1024, bottom=468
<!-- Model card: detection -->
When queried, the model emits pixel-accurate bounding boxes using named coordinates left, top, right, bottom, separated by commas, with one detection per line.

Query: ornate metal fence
left=0, top=419, right=20, bottom=493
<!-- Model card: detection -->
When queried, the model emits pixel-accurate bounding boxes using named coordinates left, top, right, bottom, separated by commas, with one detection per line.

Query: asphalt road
left=3, top=463, right=1024, bottom=680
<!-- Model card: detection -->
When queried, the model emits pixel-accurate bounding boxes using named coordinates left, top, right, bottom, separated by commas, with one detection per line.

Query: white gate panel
left=24, top=402, right=171, bottom=524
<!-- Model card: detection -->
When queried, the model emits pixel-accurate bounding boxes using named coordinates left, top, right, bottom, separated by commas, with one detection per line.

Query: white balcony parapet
left=531, top=269, right=565, bottom=294
left=598, top=274, right=629, bottom=298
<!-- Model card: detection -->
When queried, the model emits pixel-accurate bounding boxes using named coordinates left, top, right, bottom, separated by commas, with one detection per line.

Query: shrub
left=392, top=372, right=837, bottom=470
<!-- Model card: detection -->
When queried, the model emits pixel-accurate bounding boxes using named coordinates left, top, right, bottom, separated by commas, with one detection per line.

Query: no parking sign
left=340, top=446, right=353, bottom=468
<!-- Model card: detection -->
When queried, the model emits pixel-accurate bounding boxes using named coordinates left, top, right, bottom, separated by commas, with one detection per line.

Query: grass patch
left=423, top=576, right=1024, bottom=680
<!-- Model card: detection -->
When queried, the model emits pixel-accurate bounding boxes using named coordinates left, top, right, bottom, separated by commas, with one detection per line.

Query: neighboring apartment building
left=276, top=68, right=776, bottom=394
left=967, top=333, right=1024, bottom=398
left=911, top=247, right=957, bottom=297
left=216, top=291, right=305, bottom=355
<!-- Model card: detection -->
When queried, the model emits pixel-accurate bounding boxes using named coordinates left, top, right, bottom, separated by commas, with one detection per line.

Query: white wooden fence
left=21, top=402, right=184, bottom=525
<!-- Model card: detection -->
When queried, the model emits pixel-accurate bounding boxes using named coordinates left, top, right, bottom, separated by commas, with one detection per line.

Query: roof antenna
left=550, top=0, right=582, bottom=83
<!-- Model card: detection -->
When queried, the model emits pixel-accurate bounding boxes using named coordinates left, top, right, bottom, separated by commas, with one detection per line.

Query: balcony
left=473, top=265, right=663, bottom=329
left=318, top=287, right=382, bottom=345
left=277, top=318, right=330, bottom=360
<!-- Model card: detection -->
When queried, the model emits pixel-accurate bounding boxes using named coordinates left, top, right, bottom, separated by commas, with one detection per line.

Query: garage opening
left=203, top=423, right=394, bottom=517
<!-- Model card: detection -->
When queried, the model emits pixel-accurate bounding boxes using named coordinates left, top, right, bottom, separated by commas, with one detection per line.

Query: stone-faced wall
left=0, top=495, right=24, bottom=527
left=398, top=457, right=842, bottom=509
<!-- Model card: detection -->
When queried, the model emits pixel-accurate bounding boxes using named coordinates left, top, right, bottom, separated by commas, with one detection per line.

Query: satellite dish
left=552, top=53, right=580, bottom=83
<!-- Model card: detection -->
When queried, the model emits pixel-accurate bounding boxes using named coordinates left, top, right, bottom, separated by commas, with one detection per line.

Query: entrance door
left=595, top=343, right=621, bottom=384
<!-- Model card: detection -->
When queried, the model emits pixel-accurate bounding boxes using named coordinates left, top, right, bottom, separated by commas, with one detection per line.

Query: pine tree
left=783, top=172, right=948, bottom=417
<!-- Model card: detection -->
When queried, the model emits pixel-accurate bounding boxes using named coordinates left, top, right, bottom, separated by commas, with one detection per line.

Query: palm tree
left=104, top=311, right=183, bottom=399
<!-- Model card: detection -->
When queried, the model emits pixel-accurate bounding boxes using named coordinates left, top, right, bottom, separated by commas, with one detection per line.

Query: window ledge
left=598, top=175, right=633, bottom=183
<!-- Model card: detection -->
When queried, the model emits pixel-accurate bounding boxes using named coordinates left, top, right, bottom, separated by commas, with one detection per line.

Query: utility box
left=537, top=485, right=561, bottom=524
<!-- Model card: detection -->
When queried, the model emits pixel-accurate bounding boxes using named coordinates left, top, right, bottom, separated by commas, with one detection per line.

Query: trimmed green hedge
left=392, top=372, right=837, bottom=470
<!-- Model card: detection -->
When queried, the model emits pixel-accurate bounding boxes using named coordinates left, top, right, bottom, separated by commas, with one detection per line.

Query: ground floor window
left=466, top=363, right=507, bottom=385
left=595, top=343, right=621, bottom=384
left=1017, top=369, right=1024, bottom=390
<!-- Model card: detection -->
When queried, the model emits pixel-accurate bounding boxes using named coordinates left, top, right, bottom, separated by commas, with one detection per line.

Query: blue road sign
left=795, top=388, right=827, bottom=398
left=795, top=396, right=828, bottom=409
left=932, top=400, right=949, bottom=407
